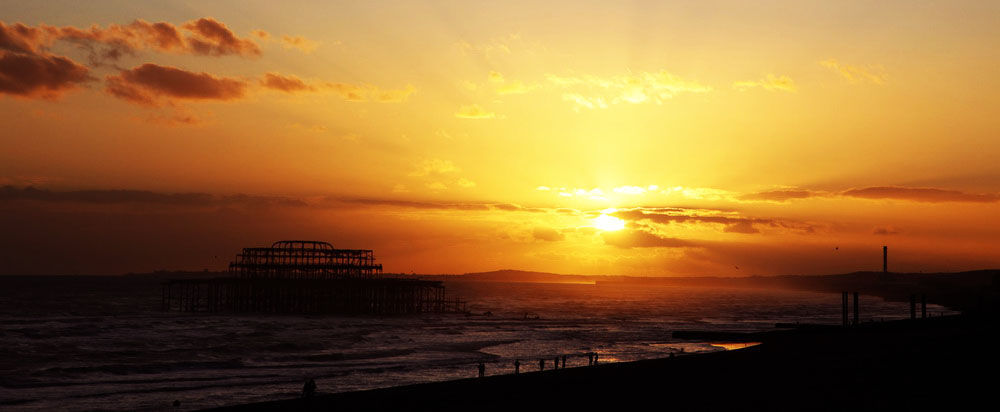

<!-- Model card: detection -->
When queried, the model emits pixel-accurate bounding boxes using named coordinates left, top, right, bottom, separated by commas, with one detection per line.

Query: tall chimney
left=883, top=246, right=888, bottom=273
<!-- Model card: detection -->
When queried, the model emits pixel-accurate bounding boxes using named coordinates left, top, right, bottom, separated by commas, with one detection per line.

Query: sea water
left=0, top=276, right=954, bottom=411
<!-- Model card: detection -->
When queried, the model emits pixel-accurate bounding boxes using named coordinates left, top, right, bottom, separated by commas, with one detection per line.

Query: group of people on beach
left=296, top=352, right=605, bottom=400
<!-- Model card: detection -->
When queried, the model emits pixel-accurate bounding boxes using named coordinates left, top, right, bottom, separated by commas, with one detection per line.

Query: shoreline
left=204, top=314, right=998, bottom=411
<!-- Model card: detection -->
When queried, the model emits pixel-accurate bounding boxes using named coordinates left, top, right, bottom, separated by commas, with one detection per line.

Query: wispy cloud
left=455, top=104, right=497, bottom=119
left=739, top=189, right=817, bottom=202
left=820, top=59, right=886, bottom=84
left=547, top=70, right=712, bottom=109
left=251, top=30, right=323, bottom=53
left=455, top=34, right=545, bottom=59
left=260, top=72, right=314, bottom=93
left=485, top=70, right=534, bottom=95
left=601, top=226, right=697, bottom=248
left=842, top=186, right=998, bottom=203
left=409, top=158, right=459, bottom=177
left=325, top=82, right=415, bottom=102
left=733, top=74, right=797, bottom=93
left=740, top=186, right=999, bottom=203
left=259, top=72, right=415, bottom=102
left=279, top=35, right=320, bottom=53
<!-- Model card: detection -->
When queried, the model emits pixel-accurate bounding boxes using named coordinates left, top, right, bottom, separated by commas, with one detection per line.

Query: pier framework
left=162, top=241, right=465, bottom=314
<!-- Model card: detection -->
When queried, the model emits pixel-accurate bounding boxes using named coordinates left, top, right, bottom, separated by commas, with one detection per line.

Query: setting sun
left=593, top=214, right=626, bottom=231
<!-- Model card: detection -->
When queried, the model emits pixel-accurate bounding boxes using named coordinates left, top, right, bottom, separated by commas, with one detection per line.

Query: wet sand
left=205, top=314, right=998, bottom=411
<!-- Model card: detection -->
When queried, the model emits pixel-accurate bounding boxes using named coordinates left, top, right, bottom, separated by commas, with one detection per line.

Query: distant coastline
left=110, top=268, right=1000, bottom=313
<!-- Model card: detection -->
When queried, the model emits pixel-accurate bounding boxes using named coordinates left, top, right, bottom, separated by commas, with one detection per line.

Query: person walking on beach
left=593, top=353, right=599, bottom=365
left=478, top=362, right=486, bottom=378
left=539, top=359, right=545, bottom=371
left=562, top=355, right=567, bottom=368
left=553, top=356, right=559, bottom=370
left=514, top=359, right=520, bottom=375
left=587, top=353, right=593, bottom=365
left=303, top=378, right=316, bottom=398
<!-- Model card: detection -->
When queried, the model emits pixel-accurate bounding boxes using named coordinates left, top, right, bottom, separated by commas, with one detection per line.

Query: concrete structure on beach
left=161, top=240, right=466, bottom=315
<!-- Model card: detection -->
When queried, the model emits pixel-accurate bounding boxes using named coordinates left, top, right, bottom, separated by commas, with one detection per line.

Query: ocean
left=0, top=276, right=954, bottom=411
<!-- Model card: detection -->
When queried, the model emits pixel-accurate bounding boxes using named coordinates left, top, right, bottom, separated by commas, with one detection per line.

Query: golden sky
left=2, top=1, right=999, bottom=275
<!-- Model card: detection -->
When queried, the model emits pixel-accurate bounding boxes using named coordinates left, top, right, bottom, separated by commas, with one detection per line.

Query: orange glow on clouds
left=1, top=1, right=1000, bottom=276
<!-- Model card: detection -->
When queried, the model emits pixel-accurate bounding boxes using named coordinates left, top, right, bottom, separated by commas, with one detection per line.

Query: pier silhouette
left=161, top=241, right=466, bottom=314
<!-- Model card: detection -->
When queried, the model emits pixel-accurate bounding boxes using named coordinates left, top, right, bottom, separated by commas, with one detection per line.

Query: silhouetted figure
left=478, top=362, right=485, bottom=378
left=514, top=359, right=520, bottom=374
left=173, top=400, right=181, bottom=408
left=303, top=378, right=316, bottom=398
left=562, top=355, right=567, bottom=368
left=594, top=353, right=599, bottom=364
left=539, top=359, right=545, bottom=371
left=587, top=353, right=594, bottom=365
left=554, top=356, right=559, bottom=369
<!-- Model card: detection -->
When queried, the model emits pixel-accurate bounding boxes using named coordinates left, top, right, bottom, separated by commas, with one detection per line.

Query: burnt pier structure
left=162, top=240, right=466, bottom=315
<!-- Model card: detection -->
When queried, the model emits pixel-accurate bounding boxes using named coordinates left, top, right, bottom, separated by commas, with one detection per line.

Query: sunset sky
left=2, top=1, right=999, bottom=276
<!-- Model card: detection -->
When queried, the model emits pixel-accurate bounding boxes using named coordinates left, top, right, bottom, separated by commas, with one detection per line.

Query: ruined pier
left=162, top=240, right=466, bottom=314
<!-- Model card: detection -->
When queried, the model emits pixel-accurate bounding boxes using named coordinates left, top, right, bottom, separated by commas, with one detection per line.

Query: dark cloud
left=4, top=18, right=261, bottom=60
left=612, top=208, right=814, bottom=234
left=323, top=82, right=416, bottom=103
left=739, top=189, right=815, bottom=202
left=532, top=227, right=564, bottom=242
left=332, top=197, right=491, bottom=211
left=105, top=63, right=247, bottom=106
left=260, top=72, right=314, bottom=93
left=0, top=50, right=92, bottom=98
left=740, top=185, right=1000, bottom=204
left=0, top=22, right=45, bottom=54
left=0, top=22, right=93, bottom=98
left=0, top=187, right=560, bottom=214
left=492, top=203, right=521, bottom=211
left=0, top=186, right=306, bottom=208
left=722, top=220, right=759, bottom=234
left=601, top=228, right=696, bottom=248
left=182, top=18, right=260, bottom=57
left=841, top=186, right=999, bottom=203
left=872, top=226, right=900, bottom=236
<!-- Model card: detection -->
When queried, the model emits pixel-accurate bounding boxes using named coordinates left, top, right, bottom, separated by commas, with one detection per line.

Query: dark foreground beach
left=206, top=314, right=998, bottom=411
